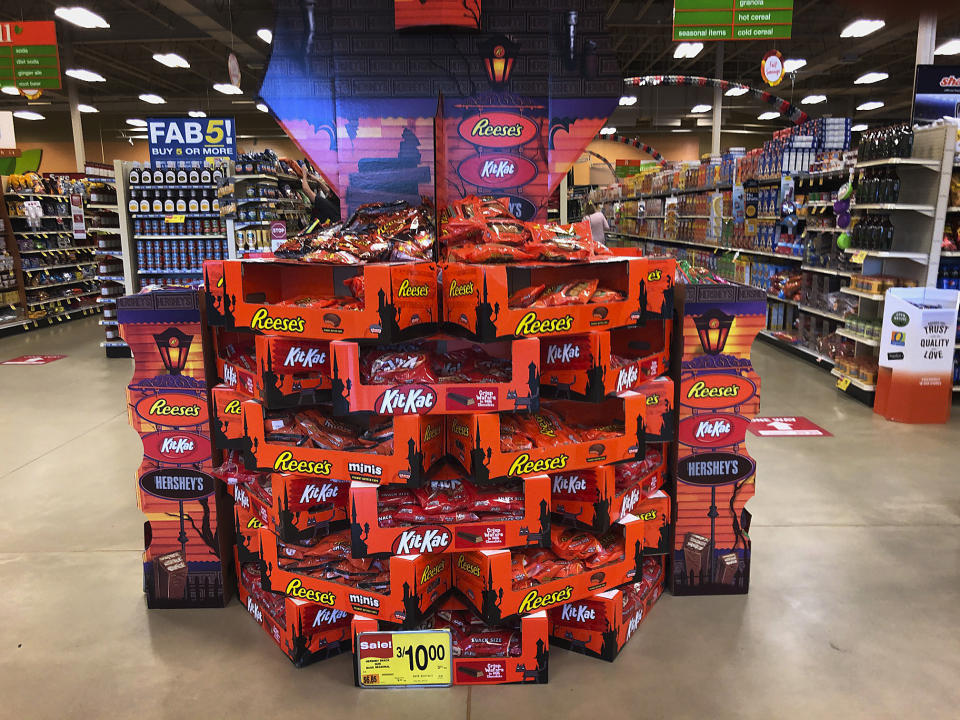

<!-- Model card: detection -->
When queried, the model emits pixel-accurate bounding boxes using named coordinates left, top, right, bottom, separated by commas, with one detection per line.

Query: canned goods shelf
left=134, top=234, right=226, bottom=239
left=137, top=268, right=204, bottom=275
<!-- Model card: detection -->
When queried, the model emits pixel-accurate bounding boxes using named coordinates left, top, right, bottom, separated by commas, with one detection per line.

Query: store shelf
left=26, top=290, right=99, bottom=307
left=233, top=173, right=279, bottom=181
left=798, top=304, right=846, bottom=322
left=87, top=204, right=119, bottom=210
left=843, top=248, right=929, bottom=263
left=831, top=368, right=876, bottom=391
left=134, top=183, right=215, bottom=190
left=0, top=304, right=100, bottom=333
left=25, top=278, right=97, bottom=292
left=803, top=227, right=842, bottom=234
left=806, top=201, right=835, bottom=208
left=854, top=158, right=941, bottom=169
left=24, top=261, right=97, bottom=273
left=678, top=214, right=710, bottom=219
left=940, top=251, right=960, bottom=258
left=840, top=287, right=886, bottom=301
left=767, top=294, right=799, bottom=305
left=9, top=215, right=70, bottom=220
left=87, top=227, right=121, bottom=234
left=947, top=207, right=960, bottom=213
left=5, top=191, right=68, bottom=200
left=801, top=265, right=854, bottom=277
left=19, top=246, right=97, bottom=254
left=234, top=220, right=275, bottom=229
left=13, top=230, right=72, bottom=238
left=758, top=330, right=835, bottom=366
left=99, top=319, right=119, bottom=326
left=97, top=275, right=126, bottom=283
left=129, top=212, right=219, bottom=219
left=137, top=268, right=203, bottom=275
left=96, top=296, right=120, bottom=304
left=836, top=328, right=880, bottom=347
left=134, top=234, right=226, bottom=240
left=612, top=232, right=803, bottom=261
left=852, top=203, right=935, bottom=216
left=95, top=249, right=123, bottom=257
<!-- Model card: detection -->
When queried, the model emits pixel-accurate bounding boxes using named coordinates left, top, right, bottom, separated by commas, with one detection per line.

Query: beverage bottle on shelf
left=164, top=190, right=175, bottom=213
left=129, top=162, right=140, bottom=185
left=176, top=163, right=187, bottom=184
left=188, top=191, right=199, bottom=213
left=152, top=165, right=163, bottom=184
left=176, top=190, right=186, bottom=213
left=212, top=162, right=224, bottom=183
left=211, top=194, right=219, bottom=212
left=128, top=188, right=139, bottom=213
left=888, top=169, right=900, bottom=203
left=901, top=124, right=914, bottom=159
left=200, top=164, right=212, bottom=184
left=199, top=192, right=210, bottom=212
left=189, top=164, right=200, bottom=184
left=152, top=191, right=163, bottom=213
left=164, top=163, right=175, bottom=184
left=139, top=190, right=151, bottom=213
left=880, top=216, right=895, bottom=250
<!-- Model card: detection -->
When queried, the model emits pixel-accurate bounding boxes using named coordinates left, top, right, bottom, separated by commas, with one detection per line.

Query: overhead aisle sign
left=147, top=117, right=237, bottom=162
left=0, top=21, right=61, bottom=90
left=673, top=0, right=794, bottom=41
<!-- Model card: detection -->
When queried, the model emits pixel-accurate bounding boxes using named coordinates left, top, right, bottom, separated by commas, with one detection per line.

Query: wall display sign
left=0, top=21, right=61, bottom=90
left=748, top=416, right=831, bottom=437
left=70, top=192, right=86, bottom=240
left=913, top=65, right=960, bottom=124
left=673, top=0, right=794, bottom=42
left=357, top=629, right=452, bottom=687
left=147, top=117, right=236, bottom=162
left=761, top=49, right=784, bottom=86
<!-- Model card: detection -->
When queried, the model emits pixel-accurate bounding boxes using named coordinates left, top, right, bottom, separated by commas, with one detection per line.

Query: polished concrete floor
left=1, top=316, right=958, bottom=719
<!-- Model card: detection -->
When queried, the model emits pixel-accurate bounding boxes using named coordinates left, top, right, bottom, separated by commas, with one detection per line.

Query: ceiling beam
left=153, top=0, right=265, bottom=64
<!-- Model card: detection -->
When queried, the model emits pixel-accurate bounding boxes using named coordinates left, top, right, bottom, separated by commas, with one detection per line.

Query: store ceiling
left=1, top=1, right=960, bottom=145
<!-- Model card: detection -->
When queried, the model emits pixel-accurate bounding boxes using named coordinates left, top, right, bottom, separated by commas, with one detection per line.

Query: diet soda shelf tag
left=748, top=417, right=831, bottom=438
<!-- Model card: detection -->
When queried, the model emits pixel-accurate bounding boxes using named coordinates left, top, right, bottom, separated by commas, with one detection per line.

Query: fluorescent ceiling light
left=935, top=39, right=960, bottom=56
left=54, top=7, right=109, bottom=29
left=857, top=100, right=884, bottom=111
left=65, top=68, right=105, bottom=82
left=13, top=110, right=44, bottom=120
left=619, top=95, right=637, bottom=106
left=673, top=42, right=704, bottom=59
left=672, top=129, right=693, bottom=133
left=126, top=118, right=147, bottom=127
left=801, top=95, right=827, bottom=105
left=855, top=71, right=888, bottom=84
left=152, top=52, right=190, bottom=69
left=139, top=93, right=166, bottom=104
left=757, top=111, right=780, bottom=120
left=1, top=86, right=19, bottom=96
left=599, top=127, right=616, bottom=135
left=841, top=19, right=885, bottom=38
left=852, top=124, right=868, bottom=132
left=783, top=58, right=806, bottom=73
left=77, top=103, right=98, bottom=113
left=256, top=103, right=269, bottom=113
left=725, top=86, right=749, bottom=97
left=257, top=28, right=273, bottom=43
left=213, top=83, right=242, bottom=95
left=188, top=110, right=207, bottom=118
left=691, top=104, right=712, bottom=113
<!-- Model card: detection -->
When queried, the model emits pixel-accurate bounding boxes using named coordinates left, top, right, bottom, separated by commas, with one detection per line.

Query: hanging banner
left=673, top=0, right=794, bottom=42
left=147, top=117, right=237, bottom=161
left=0, top=21, right=61, bottom=90
left=913, top=65, right=960, bottom=124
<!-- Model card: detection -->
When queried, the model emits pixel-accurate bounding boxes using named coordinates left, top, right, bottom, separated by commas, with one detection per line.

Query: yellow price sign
left=836, top=376, right=851, bottom=391
left=357, top=629, right=452, bottom=688
left=165, top=215, right=185, bottom=224
left=851, top=250, right=867, bottom=263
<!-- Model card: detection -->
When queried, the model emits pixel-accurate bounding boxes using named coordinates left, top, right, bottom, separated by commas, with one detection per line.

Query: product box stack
left=118, top=289, right=232, bottom=608
left=200, top=197, right=679, bottom=679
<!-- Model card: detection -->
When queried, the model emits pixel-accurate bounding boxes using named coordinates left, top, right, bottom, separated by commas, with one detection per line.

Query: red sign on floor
left=2, top=354, right=66, bottom=365
left=748, top=417, right=831, bottom=437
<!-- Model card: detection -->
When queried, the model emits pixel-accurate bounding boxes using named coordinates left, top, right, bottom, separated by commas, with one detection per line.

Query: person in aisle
left=293, top=165, right=341, bottom=225
left=583, top=202, right=609, bottom=243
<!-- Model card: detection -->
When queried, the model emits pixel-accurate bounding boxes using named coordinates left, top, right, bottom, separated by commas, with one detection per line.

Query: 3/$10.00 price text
left=395, top=639, right=446, bottom=671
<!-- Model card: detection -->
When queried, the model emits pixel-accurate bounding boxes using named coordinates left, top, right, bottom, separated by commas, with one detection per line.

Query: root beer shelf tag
left=357, top=629, right=452, bottom=688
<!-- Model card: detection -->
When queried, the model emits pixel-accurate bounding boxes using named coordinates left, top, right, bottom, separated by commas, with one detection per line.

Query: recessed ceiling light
left=725, top=86, right=749, bottom=97
left=857, top=100, right=884, bottom=111
left=840, top=19, right=885, bottom=38
left=213, top=83, right=242, bottom=95
left=758, top=111, right=780, bottom=120
left=619, top=95, right=637, bottom=106
left=65, top=68, right=106, bottom=82
left=256, top=103, right=269, bottom=113
left=54, top=7, right=109, bottom=29
left=852, top=124, right=868, bottom=132
left=152, top=52, right=190, bottom=69
left=77, top=103, right=98, bottom=113
left=783, top=58, right=806, bottom=73
left=188, top=110, right=207, bottom=118
left=13, top=110, right=44, bottom=120
left=257, top=28, right=273, bottom=43
left=855, top=72, right=888, bottom=84
left=599, top=127, right=616, bottom=135
left=935, top=39, right=960, bottom=56
left=801, top=94, right=827, bottom=105
left=674, top=42, right=704, bottom=59
left=1, top=86, right=19, bottom=96
left=691, top=104, right=712, bottom=113
left=139, top=93, right=166, bottom=104
left=126, top=118, right=147, bottom=127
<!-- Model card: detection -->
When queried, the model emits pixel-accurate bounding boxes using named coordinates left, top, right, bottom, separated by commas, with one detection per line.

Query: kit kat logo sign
left=376, top=384, right=437, bottom=414
left=457, top=153, right=538, bottom=189
left=392, top=526, right=452, bottom=554
left=139, top=468, right=215, bottom=501
left=678, top=413, right=751, bottom=448
left=676, top=451, right=755, bottom=487
left=680, top=374, right=757, bottom=410
left=142, top=431, right=209, bottom=464
left=134, top=392, right=208, bottom=427
left=458, top=112, right=539, bottom=149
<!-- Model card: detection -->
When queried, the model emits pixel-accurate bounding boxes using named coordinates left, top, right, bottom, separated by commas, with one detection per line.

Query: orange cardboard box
left=203, top=259, right=438, bottom=342
left=540, top=323, right=670, bottom=402
left=441, top=256, right=675, bottom=341
left=258, top=526, right=451, bottom=626
left=452, top=514, right=646, bottom=624
left=236, top=551, right=352, bottom=667
left=211, top=384, right=248, bottom=451
left=328, top=336, right=540, bottom=415
left=240, top=399, right=445, bottom=487
left=348, top=473, right=551, bottom=557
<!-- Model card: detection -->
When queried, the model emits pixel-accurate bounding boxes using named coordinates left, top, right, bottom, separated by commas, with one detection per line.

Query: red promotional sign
left=748, top=417, right=831, bottom=437
left=2, top=354, right=65, bottom=365
left=457, top=112, right=539, bottom=148
left=457, top=153, right=538, bottom=189
left=141, top=431, right=211, bottom=465
left=677, top=413, right=752, bottom=448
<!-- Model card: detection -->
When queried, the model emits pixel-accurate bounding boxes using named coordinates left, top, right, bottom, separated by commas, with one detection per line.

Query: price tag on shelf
left=357, top=629, right=452, bottom=688
left=836, top=376, right=851, bottom=391
left=165, top=215, right=185, bottom=224
left=851, top=250, right=867, bottom=264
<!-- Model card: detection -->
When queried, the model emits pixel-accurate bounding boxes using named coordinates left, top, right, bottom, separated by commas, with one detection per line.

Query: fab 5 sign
left=147, top=117, right=236, bottom=161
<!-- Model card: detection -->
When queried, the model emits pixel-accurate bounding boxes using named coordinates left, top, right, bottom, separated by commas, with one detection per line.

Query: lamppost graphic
left=153, top=326, right=193, bottom=375
left=480, top=34, right=518, bottom=88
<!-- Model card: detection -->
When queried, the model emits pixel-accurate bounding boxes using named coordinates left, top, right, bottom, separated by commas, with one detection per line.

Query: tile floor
left=1, top=317, right=958, bottom=719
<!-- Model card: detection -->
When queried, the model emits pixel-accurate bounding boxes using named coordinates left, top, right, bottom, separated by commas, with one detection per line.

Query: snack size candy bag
left=393, top=508, right=480, bottom=525
left=534, top=279, right=599, bottom=306
left=458, top=629, right=522, bottom=658
left=574, top=421, right=624, bottom=442
left=551, top=526, right=604, bottom=561
left=508, top=284, right=546, bottom=308
left=472, top=483, right=525, bottom=513
left=586, top=530, right=624, bottom=568
left=446, top=243, right=536, bottom=264
left=364, top=348, right=439, bottom=385
left=590, top=287, right=625, bottom=303
left=378, top=485, right=418, bottom=508
left=414, top=477, right=472, bottom=514
left=344, top=275, right=365, bottom=303
left=517, top=409, right=579, bottom=447
left=499, top=414, right=535, bottom=451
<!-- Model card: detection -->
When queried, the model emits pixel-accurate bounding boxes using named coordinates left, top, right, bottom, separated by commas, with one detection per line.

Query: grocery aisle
left=0, top=318, right=958, bottom=719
